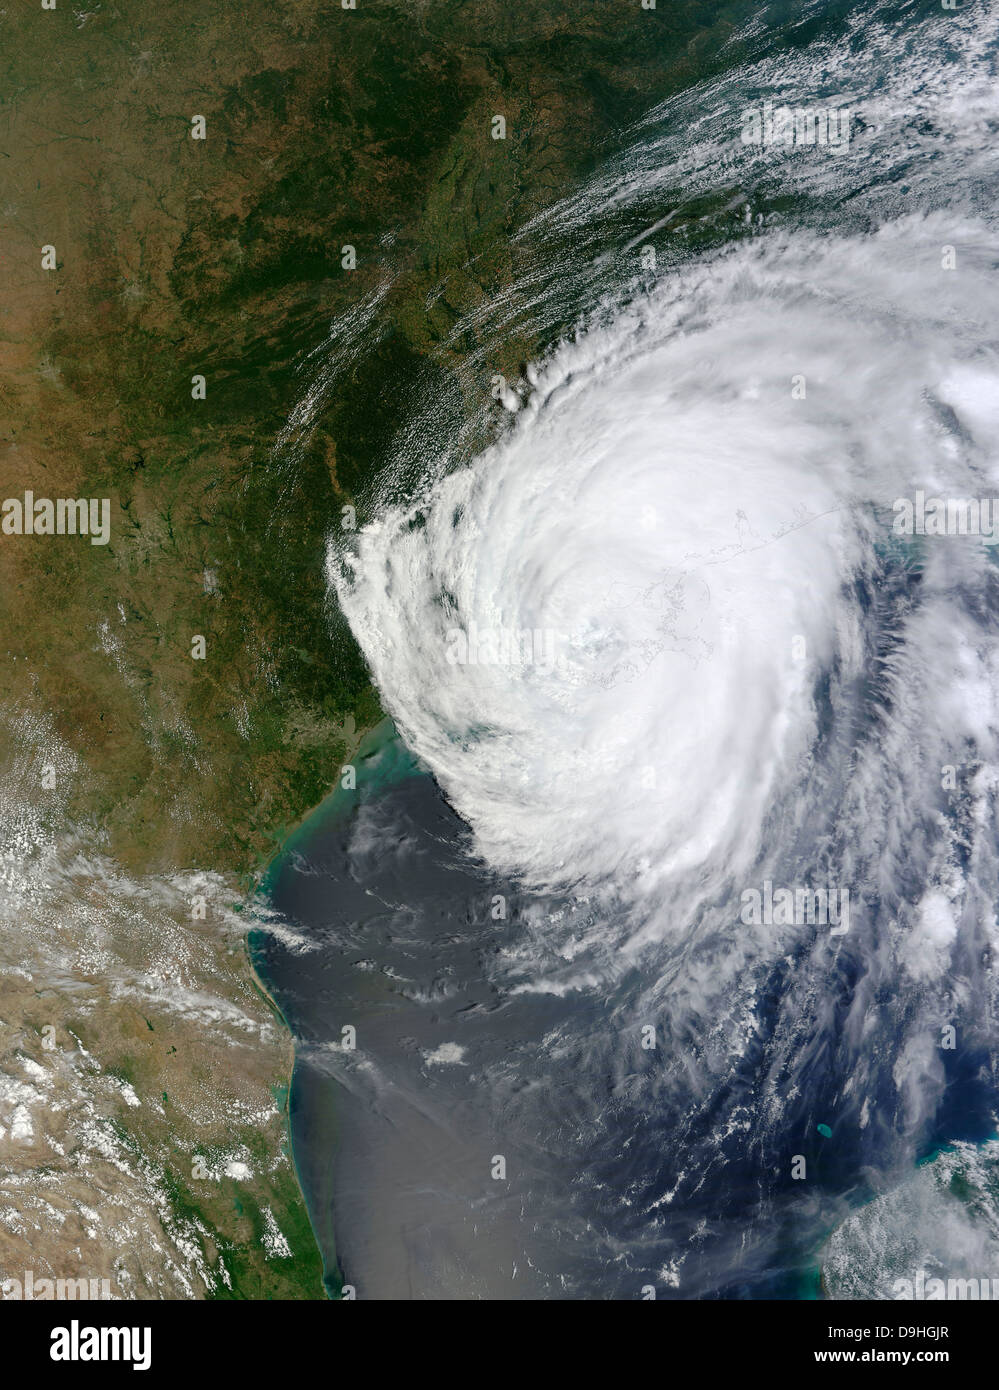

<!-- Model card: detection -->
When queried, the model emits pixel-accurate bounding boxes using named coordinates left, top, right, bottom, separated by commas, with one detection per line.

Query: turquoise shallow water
left=248, top=719, right=989, bottom=1299
left=249, top=0, right=999, bottom=1299
left=257, top=720, right=416, bottom=894
left=250, top=720, right=423, bottom=1295
left=822, top=1139, right=999, bottom=1300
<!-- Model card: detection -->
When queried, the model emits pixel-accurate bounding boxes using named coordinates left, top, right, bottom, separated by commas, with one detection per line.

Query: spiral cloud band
left=332, top=217, right=999, bottom=927
left=313, top=0, right=999, bottom=1297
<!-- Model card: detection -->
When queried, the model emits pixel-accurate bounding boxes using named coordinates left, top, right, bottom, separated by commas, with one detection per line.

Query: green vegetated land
left=0, top=0, right=750, bottom=1298
left=1, top=0, right=754, bottom=876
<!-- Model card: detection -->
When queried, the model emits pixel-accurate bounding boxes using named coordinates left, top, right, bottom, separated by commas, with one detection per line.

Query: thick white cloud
left=331, top=216, right=999, bottom=933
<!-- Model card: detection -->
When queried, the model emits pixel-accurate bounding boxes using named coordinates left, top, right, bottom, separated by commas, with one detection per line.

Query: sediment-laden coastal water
left=256, top=0, right=999, bottom=1299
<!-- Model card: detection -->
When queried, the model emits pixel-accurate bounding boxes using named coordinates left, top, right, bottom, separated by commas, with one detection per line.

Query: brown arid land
left=0, top=0, right=741, bottom=1297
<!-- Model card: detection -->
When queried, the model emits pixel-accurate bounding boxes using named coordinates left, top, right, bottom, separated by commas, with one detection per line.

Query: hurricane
left=262, top=0, right=999, bottom=1297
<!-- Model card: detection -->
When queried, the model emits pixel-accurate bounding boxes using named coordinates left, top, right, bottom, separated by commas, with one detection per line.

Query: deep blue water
left=251, top=724, right=998, bottom=1299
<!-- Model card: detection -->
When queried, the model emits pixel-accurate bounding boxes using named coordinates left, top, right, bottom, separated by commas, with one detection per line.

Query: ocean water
left=255, top=718, right=999, bottom=1299
left=256, top=0, right=999, bottom=1298
left=257, top=724, right=837, bottom=1298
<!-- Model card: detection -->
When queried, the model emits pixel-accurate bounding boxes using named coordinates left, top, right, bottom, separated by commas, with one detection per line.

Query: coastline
left=243, top=715, right=401, bottom=1299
